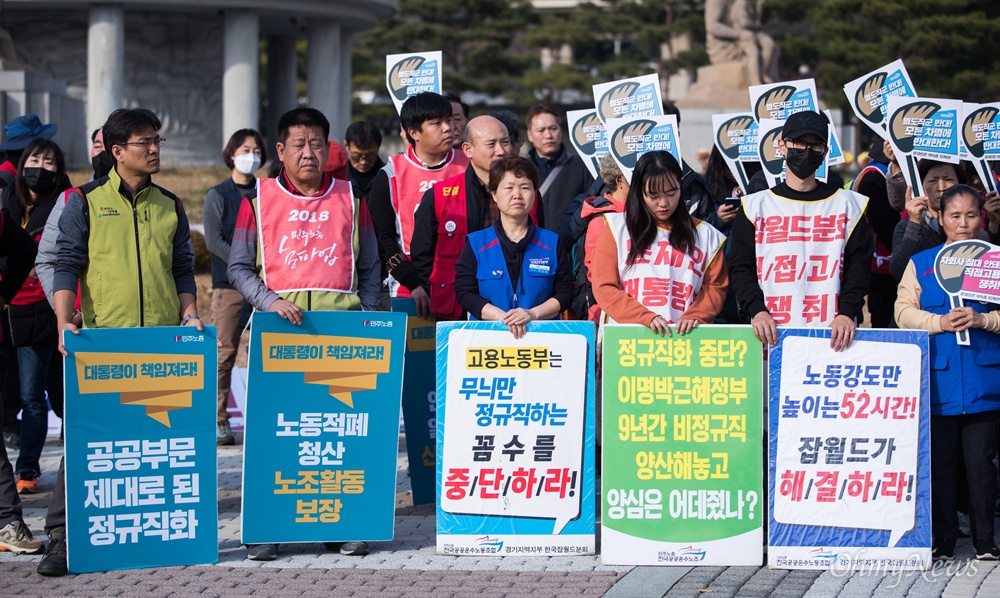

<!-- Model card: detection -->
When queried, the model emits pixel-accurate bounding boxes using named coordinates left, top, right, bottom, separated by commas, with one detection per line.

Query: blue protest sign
left=241, top=311, right=405, bottom=544
left=64, top=327, right=218, bottom=573
left=436, top=321, right=596, bottom=556
left=768, top=328, right=931, bottom=571
left=392, top=298, right=437, bottom=505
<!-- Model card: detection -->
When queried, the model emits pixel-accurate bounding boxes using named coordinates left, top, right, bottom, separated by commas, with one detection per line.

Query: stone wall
left=5, top=8, right=226, bottom=165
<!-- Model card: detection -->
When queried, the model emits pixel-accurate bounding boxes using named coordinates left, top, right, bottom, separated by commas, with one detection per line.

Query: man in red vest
left=367, top=93, right=469, bottom=316
left=410, top=116, right=513, bottom=319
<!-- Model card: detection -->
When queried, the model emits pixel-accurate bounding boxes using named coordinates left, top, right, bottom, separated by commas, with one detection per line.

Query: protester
left=703, top=147, right=740, bottom=231
left=37, top=108, right=201, bottom=577
left=444, top=92, right=469, bottom=149
left=490, top=110, right=523, bottom=156
left=203, top=128, right=266, bottom=446
left=454, top=156, right=572, bottom=338
left=0, top=206, right=43, bottom=555
left=853, top=141, right=898, bottom=327
left=894, top=184, right=1000, bottom=562
left=0, top=139, right=68, bottom=494
left=227, top=107, right=379, bottom=560
left=661, top=101, right=726, bottom=231
left=344, top=121, right=385, bottom=200
left=367, top=92, right=469, bottom=316
left=591, top=151, right=728, bottom=335
left=729, top=110, right=871, bottom=350
left=525, top=103, right=593, bottom=230
left=0, top=114, right=60, bottom=449
left=567, top=155, right=629, bottom=321
left=411, top=116, right=512, bottom=319
left=888, top=159, right=980, bottom=282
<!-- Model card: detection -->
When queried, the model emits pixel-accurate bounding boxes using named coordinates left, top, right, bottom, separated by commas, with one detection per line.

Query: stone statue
left=705, top=0, right=779, bottom=86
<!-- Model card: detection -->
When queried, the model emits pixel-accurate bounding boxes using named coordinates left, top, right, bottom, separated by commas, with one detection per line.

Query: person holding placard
left=227, top=107, right=380, bottom=560
left=729, top=110, right=871, bottom=351
left=367, top=93, right=469, bottom=317
left=590, top=151, right=728, bottom=335
left=888, top=160, right=986, bottom=282
left=454, top=156, right=573, bottom=339
left=894, top=184, right=1000, bottom=562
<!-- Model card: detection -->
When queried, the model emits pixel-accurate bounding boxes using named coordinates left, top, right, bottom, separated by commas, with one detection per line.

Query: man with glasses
left=344, top=121, right=384, bottom=201
left=729, top=110, right=872, bottom=351
left=36, top=107, right=201, bottom=576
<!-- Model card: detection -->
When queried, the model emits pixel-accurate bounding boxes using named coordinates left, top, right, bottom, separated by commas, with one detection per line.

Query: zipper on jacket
left=129, top=197, right=145, bottom=327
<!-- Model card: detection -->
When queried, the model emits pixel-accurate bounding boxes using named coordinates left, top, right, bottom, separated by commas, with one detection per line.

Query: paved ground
left=1, top=437, right=997, bottom=597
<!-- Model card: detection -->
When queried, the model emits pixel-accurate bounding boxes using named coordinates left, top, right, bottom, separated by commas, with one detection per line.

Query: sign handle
left=950, top=294, right=970, bottom=346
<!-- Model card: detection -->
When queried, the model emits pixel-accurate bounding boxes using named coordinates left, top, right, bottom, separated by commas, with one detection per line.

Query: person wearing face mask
left=729, top=110, right=873, bottom=352
left=0, top=139, right=70, bottom=495
left=203, top=129, right=266, bottom=446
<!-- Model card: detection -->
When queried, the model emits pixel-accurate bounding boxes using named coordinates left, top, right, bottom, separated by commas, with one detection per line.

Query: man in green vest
left=36, top=107, right=201, bottom=577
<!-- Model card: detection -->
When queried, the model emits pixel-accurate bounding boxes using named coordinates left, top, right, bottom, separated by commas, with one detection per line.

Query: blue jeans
left=15, top=341, right=55, bottom=477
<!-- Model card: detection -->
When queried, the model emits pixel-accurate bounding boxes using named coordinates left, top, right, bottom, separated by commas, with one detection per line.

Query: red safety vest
left=386, top=147, right=469, bottom=298
left=429, top=173, right=469, bottom=319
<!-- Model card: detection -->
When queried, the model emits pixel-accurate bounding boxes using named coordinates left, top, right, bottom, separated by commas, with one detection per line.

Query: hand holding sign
left=934, top=240, right=993, bottom=345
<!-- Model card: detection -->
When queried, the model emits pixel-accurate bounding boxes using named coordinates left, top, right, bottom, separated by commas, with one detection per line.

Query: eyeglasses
left=120, top=136, right=166, bottom=149
left=784, top=139, right=826, bottom=155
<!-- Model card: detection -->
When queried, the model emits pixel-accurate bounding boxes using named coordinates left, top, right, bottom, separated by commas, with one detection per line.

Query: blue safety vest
left=468, top=226, right=559, bottom=315
left=912, top=246, right=1000, bottom=416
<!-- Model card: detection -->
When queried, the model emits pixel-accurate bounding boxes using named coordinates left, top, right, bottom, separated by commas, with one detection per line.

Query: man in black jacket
left=525, top=104, right=593, bottom=232
left=729, top=111, right=872, bottom=351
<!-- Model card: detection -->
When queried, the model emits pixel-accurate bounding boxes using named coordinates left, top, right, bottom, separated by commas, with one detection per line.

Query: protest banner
left=64, top=327, right=218, bottom=573
left=843, top=60, right=917, bottom=139
left=958, top=243, right=1000, bottom=305
left=386, top=51, right=443, bottom=115
left=886, top=96, right=962, bottom=195
left=606, top=115, right=682, bottom=183
left=934, top=240, right=995, bottom=345
left=242, top=311, right=406, bottom=544
left=712, top=112, right=757, bottom=192
left=436, top=321, right=596, bottom=556
left=960, top=102, right=1000, bottom=193
left=749, top=79, right=818, bottom=122
left=769, top=328, right=931, bottom=571
left=593, top=74, right=663, bottom=125
left=601, top=325, right=763, bottom=566
left=393, top=297, right=437, bottom=505
left=567, top=109, right=608, bottom=179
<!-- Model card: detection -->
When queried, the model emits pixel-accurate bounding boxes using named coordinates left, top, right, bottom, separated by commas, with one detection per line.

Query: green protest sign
left=601, top=325, right=763, bottom=566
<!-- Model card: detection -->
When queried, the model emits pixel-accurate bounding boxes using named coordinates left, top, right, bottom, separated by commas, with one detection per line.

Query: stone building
left=0, top=0, right=397, bottom=165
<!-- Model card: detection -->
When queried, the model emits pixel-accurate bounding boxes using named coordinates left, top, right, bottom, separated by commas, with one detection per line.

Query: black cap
left=781, top=110, right=828, bottom=143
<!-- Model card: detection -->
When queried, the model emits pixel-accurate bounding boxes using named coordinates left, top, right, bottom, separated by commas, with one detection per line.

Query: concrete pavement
left=1, top=436, right=997, bottom=597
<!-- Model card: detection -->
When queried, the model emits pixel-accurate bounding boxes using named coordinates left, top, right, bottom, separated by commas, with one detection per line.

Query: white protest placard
left=885, top=96, right=962, bottom=195
left=385, top=51, right=443, bottom=115
left=593, top=74, right=663, bottom=125
left=567, top=109, right=608, bottom=180
left=606, top=115, right=682, bottom=184
left=749, top=79, right=818, bottom=123
left=824, top=110, right=845, bottom=167
left=436, top=321, right=596, bottom=556
left=712, top=112, right=758, bottom=192
left=843, top=60, right=917, bottom=140
left=769, top=329, right=931, bottom=571
left=960, top=102, right=1000, bottom=193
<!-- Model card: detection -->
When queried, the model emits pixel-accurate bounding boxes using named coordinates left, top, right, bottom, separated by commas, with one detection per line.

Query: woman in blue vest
left=455, top=156, right=573, bottom=338
left=895, top=184, right=1000, bottom=562
left=203, top=128, right=266, bottom=446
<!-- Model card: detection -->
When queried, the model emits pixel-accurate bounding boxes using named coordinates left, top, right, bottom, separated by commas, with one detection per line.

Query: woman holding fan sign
left=590, top=151, right=728, bottom=335
left=894, top=183, right=1000, bottom=562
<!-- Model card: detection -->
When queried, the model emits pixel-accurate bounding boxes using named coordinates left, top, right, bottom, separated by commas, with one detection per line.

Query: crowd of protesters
left=0, top=87, right=997, bottom=572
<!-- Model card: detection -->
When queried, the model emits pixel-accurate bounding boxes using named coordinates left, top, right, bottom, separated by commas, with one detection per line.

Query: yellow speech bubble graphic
left=75, top=352, right=204, bottom=427
left=261, top=333, right=392, bottom=407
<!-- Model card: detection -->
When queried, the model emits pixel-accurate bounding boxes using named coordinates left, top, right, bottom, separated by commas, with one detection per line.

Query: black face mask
left=92, top=151, right=114, bottom=179
left=22, top=167, right=58, bottom=194
left=784, top=146, right=825, bottom=180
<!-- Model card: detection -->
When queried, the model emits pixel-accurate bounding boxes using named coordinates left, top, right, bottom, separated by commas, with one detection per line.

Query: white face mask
left=233, top=152, right=261, bottom=175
